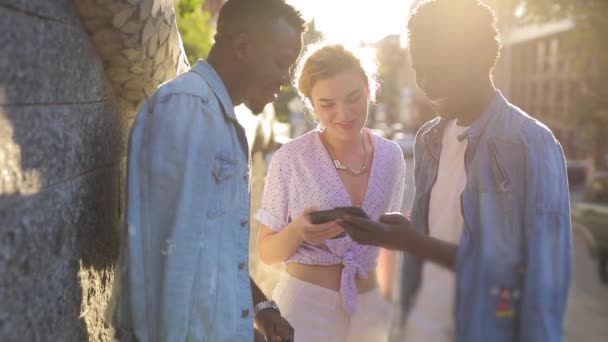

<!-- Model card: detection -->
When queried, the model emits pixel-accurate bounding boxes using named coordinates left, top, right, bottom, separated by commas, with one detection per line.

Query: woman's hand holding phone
left=293, top=206, right=344, bottom=245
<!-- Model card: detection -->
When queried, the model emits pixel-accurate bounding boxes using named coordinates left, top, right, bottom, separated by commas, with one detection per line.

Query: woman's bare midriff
left=285, top=262, right=377, bottom=293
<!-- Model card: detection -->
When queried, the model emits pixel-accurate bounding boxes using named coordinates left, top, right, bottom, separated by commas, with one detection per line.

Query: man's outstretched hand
left=338, top=212, right=412, bottom=250
left=339, top=212, right=458, bottom=270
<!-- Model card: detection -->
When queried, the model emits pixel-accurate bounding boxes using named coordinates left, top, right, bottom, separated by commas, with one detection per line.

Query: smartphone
left=308, top=209, right=341, bottom=224
left=308, top=206, right=369, bottom=224
left=334, top=206, right=369, bottom=220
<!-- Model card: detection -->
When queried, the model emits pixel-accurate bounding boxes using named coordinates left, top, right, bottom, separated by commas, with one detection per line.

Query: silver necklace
left=321, top=132, right=369, bottom=177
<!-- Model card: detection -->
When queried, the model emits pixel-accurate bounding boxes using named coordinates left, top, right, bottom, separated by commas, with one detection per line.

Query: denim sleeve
left=124, top=92, right=217, bottom=341
left=412, top=122, right=429, bottom=187
left=518, top=129, right=572, bottom=342
left=397, top=121, right=432, bottom=316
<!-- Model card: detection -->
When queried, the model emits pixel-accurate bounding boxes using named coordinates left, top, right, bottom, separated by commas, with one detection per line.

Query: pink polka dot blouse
left=256, top=129, right=406, bottom=314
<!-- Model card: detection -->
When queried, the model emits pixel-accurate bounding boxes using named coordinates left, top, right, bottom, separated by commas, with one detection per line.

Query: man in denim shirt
left=339, top=1, right=572, bottom=341
left=112, top=1, right=305, bottom=341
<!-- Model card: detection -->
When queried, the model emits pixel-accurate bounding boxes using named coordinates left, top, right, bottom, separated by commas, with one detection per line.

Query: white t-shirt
left=404, top=119, right=469, bottom=341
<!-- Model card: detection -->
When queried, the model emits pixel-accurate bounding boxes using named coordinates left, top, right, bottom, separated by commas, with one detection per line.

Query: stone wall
left=0, top=0, right=188, bottom=340
left=73, top=0, right=190, bottom=119
left=0, top=1, right=125, bottom=340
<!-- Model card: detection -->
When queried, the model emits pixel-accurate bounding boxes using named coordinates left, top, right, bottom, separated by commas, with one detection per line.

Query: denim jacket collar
left=421, top=119, right=445, bottom=161
left=190, top=59, right=238, bottom=123
left=421, top=90, right=505, bottom=152
left=458, top=90, right=505, bottom=142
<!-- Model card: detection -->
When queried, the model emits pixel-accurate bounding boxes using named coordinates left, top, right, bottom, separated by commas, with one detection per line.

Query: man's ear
left=231, top=32, right=252, bottom=62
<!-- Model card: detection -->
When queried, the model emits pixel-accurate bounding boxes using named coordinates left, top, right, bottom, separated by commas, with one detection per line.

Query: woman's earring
left=317, top=120, right=325, bottom=131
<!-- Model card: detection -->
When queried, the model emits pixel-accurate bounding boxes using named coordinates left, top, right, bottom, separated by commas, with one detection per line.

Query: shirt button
left=238, top=262, right=246, bottom=270
left=241, top=219, right=248, bottom=227
left=241, top=309, right=249, bottom=318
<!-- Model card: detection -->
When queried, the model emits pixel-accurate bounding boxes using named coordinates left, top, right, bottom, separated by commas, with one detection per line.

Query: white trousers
left=272, top=272, right=390, bottom=342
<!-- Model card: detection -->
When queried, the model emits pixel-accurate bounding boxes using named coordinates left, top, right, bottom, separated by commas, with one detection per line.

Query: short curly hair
left=215, top=0, right=306, bottom=45
left=294, top=43, right=378, bottom=112
left=408, top=0, right=502, bottom=70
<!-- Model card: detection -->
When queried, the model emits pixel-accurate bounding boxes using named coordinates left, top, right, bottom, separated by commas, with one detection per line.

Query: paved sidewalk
left=565, top=230, right=608, bottom=341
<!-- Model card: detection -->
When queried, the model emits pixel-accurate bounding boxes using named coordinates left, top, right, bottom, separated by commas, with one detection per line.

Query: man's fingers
left=336, top=220, right=358, bottom=233
left=275, top=322, right=294, bottom=342
left=288, top=325, right=294, bottom=342
left=264, top=323, right=277, bottom=342
left=345, top=229, right=377, bottom=245
left=342, top=215, right=384, bottom=232
left=337, top=219, right=384, bottom=245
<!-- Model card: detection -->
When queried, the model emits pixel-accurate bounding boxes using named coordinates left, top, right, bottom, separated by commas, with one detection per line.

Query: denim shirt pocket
left=479, top=142, right=513, bottom=212
left=207, top=153, right=238, bottom=218
left=479, top=142, right=520, bottom=267
left=489, top=141, right=510, bottom=193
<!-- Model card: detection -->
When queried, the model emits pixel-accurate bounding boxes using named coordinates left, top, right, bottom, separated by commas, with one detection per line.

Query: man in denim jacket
left=339, top=1, right=572, bottom=341
left=112, top=1, right=305, bottom=341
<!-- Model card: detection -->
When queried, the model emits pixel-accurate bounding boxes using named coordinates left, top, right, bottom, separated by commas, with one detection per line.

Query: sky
left=286, top=0, right=414, bottom=46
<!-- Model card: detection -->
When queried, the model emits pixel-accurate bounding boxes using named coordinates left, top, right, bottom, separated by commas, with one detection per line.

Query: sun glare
left=287, top=0, right=413, bottom=45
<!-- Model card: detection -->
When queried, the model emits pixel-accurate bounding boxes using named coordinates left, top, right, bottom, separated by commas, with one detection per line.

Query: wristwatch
left=253, top=300, right=280, bottom=316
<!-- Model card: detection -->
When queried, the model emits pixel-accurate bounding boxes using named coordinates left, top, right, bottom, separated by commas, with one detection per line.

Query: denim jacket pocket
left=489, top=141, right=510, bottom=193
left=478, top=143, right=520, bottom=265
left=207, top=153, right=238, bottom=218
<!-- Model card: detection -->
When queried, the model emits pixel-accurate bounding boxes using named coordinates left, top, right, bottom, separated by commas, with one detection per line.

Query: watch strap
left=253, top=299, right=280, bottom=315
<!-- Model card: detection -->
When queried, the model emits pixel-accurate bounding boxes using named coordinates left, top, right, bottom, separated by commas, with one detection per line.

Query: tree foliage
left=175, top=0, right=214, bottom=66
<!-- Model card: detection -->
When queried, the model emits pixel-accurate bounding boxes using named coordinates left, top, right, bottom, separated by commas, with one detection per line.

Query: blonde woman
left=256, top=44, right=406, bottom=342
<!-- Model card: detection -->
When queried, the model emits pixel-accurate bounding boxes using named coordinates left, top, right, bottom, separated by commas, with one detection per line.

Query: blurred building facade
left=405, top=0, right=588, bottom=160
left=373, top=34, right=431, bottom=136
left=494, top=19, right=583, bottom=158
